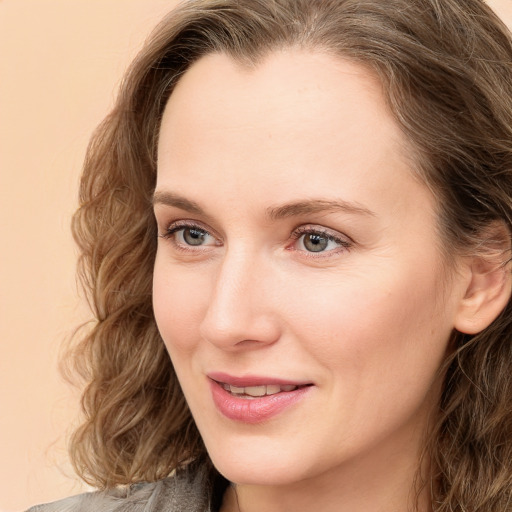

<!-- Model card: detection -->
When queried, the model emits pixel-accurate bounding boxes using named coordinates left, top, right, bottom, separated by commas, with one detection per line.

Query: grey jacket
left=26, top=464, right=226, bottom=512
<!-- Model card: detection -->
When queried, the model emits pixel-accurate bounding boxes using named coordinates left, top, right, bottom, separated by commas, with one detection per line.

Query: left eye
left=295, top=230, right=349, bottom=253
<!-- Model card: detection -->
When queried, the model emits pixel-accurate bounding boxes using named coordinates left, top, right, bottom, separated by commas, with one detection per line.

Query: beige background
left=0, top=2, right=178, bottom=510
left=1, top=1, right=511, bottom=510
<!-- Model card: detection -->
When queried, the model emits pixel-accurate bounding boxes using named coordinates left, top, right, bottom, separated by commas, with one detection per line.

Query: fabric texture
left=25, top=464, right=221, bottom=512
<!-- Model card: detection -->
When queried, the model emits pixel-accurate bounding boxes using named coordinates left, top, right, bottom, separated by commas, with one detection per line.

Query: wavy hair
left=69, top=0, right=512, bottom=510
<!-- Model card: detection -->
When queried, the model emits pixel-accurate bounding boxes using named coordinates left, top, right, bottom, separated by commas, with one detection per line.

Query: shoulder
left=25, top=464, right=214, bottom=512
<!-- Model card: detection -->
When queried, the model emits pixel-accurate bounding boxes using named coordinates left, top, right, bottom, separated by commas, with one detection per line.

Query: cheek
left=278, top=266, right=451, bottom=447
left=152, top=257, right=211, bottom=353
left=282, top=261, right=452, bottom=391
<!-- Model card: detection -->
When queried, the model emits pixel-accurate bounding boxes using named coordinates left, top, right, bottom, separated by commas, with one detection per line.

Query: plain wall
left=1, top=1, right=511, bottom=510
left=0, top=2, right=178, bottom=510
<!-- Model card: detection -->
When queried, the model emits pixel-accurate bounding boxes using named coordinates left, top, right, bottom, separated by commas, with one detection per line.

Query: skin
left=152, top=51, right=471, bottom=512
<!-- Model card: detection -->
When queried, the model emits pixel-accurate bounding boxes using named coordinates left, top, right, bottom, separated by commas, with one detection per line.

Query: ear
left=454, top=222, right=512, bottom=335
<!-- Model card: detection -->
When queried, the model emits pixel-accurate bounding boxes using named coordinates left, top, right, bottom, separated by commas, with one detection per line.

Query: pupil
left=304, top=233, right=328, bottom=252
left=184, top=228, right=205, bottom=246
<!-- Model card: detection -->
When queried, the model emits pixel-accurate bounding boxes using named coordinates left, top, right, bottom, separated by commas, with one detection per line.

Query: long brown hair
left=69, top=1, right=512, bottom=510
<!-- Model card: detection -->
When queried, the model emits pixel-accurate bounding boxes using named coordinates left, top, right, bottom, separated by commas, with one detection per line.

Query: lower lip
left=209, top=380, right=311, bottom=424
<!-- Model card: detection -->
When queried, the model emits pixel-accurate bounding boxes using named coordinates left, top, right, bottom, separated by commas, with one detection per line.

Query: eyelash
left=159, top=221, right=353, bottom=257
left=289, top=226, right=352, bottom=256
left=159, top=221, right=218, bottom=252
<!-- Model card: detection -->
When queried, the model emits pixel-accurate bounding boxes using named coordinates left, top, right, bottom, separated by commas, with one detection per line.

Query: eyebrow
left=152, top=191, right=376, bottom=220
left=152, top=191, right=205, bottom=215
left=267, top=199, right=376, bottom=220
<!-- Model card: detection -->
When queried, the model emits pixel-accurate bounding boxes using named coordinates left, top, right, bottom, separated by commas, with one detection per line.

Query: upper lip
left=207, top=372, right=313, bottom=387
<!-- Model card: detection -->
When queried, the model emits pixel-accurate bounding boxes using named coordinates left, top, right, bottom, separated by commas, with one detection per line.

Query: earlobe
left=454, top=229, right=512, bottom=335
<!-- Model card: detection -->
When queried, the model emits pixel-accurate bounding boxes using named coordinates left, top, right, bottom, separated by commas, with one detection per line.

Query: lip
left=208, top=373, right=313, bottom=424
left=208, top=372, right=311, bottom=387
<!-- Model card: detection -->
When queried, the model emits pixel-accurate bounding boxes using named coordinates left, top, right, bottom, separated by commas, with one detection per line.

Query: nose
left=199, top=248, right=281, bottom=350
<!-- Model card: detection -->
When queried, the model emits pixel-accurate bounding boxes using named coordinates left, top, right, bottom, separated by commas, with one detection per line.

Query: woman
left=29, top=0, right=512, bottom=511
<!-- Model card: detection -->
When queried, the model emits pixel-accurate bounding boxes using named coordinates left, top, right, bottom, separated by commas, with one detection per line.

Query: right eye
left=160, top=223, right=219, bottom=249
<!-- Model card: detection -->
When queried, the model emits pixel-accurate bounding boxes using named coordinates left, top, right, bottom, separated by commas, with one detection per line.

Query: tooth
left=229, top=385, right=245, bottom=395
left=244, top=385, right=267, bottom=397
left=281, top=385, right=298, bottom=392
left=266, top=385, right=281, bottom=395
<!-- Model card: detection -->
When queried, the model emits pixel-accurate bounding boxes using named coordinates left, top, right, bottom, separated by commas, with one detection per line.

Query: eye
left=160, top=222, right=219, bottom=248
left=292, top=226, right=352, bottom=255
left=177, top=226, right=212, bottom=246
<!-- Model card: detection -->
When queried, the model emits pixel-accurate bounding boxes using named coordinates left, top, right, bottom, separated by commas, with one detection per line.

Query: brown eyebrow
left=153, top=191, right=375, bottom=220
left=152, top=191, right=205, bottom=215
left=266, top=199, right=376, bottom=220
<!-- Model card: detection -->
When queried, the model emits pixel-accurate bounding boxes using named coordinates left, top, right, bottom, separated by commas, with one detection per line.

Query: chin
left=204, top=438, right=313, bottom=486
left=214, top=459, right=305, bottom=486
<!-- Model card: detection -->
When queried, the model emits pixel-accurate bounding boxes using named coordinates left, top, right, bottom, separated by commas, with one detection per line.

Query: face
left=153, top=51, right=467, bottom=488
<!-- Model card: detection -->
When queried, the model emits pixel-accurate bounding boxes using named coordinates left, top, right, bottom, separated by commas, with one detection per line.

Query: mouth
left=207, top=373, right=314, bottom=423
left=218, top=382, right=308, bottom=399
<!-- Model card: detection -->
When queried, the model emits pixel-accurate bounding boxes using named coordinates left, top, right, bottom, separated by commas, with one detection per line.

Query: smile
left=208, top=375, right=313, bottom=423
left=220, top=383, right=301, bottom=398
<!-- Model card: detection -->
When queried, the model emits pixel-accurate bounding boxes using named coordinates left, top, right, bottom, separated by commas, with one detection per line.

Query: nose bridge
left=199, top=245, right=278, bottom=348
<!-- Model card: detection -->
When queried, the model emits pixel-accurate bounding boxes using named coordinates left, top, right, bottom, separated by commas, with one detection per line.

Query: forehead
left=158, top=49, right=408, bottom=164
left=156, top=50, right=427, bottom=221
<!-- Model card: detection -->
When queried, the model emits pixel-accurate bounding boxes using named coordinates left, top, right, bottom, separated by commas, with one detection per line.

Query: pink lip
left=208, top=372, right=311, bottom=387
left=208, top=373, right=313, bottom=424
